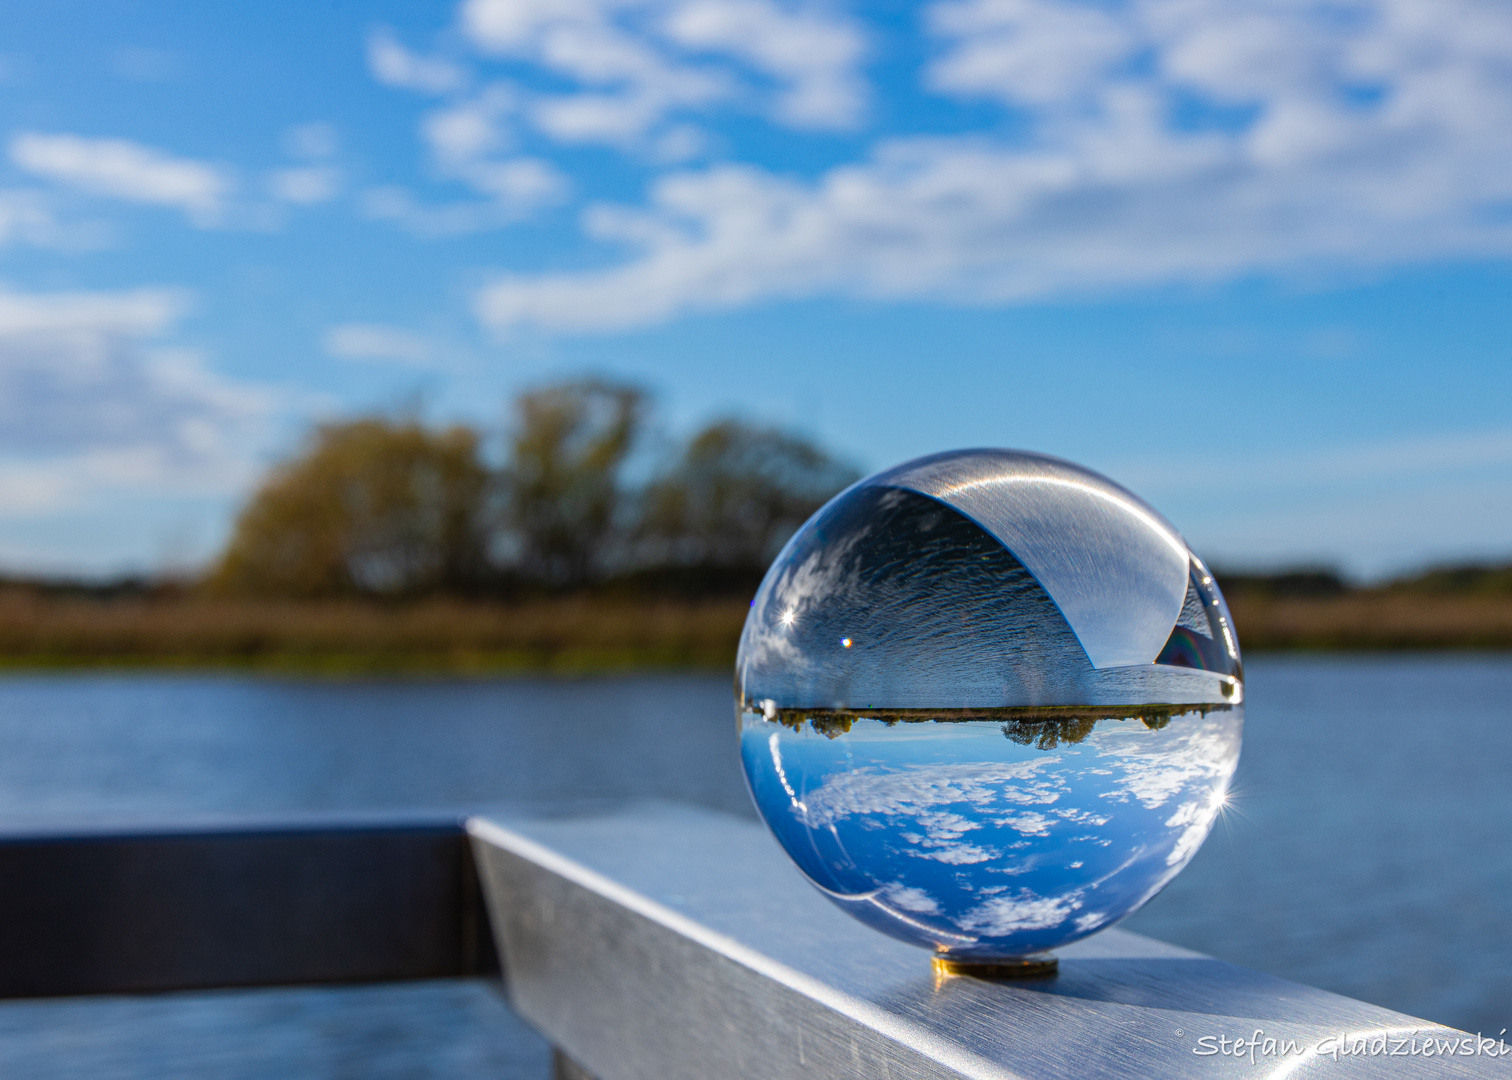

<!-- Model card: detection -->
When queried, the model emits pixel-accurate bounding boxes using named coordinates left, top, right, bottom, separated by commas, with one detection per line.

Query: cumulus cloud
left=462, top=0, right=727, bottom=146
left=362, top=159, right=566, bottom=237
left=0, top=288, right=274, bottom=516
left=424, top=85, right=518, bottom=165
left=282, top=122, right=340, bottom=161
left=462, top=157, right=567, bottom=203
left=803, top=758, right=1064, bottom=865
left=0, top=190, right=82, bottom=249
left=269, top=166, right=341, bottom=205
left=957, top=888, right=1084, bottom=934
left=468, top=0, right=1512, bottom=335
left=364, top=1, right=863, bottom=232
left=323, top=323, right=439, bottom=366
left=455, top=0, right=865, bottom=146
left=368, top=27, right=469, bottom=94
left=879, top=883, right=941, bottom=914
left=663, top=0, right=866, bottom=128
left=1096, top=716, right=1238, bottom=811
left=926, top=0, right=1131, bottom=106
left=266, top=124, right=344, bottom=206
left=365, top=79, right=568, bottom=234
left=1092, top=713, right=1240, bottom=872
left=9, top=133, right=231, bottom=225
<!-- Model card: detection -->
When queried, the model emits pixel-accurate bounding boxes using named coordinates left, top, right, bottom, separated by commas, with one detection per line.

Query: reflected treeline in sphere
left=736, top=450, right=1242, bottom=963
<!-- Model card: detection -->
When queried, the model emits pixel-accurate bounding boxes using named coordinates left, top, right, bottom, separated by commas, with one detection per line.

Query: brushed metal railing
left=0, top=807, right=1504, bottom=1077
left=471, top=802, right=1510, bottom=1080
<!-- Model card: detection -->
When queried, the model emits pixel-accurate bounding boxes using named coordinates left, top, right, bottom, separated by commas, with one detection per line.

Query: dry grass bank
left=1227, top=593, right=1512, bottom=651
left=0, top=590, right=750, bottom=674
left=0, top=588, right=1508, bottom=675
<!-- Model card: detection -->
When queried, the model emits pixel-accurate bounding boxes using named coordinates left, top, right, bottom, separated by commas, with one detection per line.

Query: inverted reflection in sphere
left=736, top=450, right=1243, bottom=963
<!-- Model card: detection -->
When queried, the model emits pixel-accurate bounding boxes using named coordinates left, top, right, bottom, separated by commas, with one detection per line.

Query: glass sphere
left=736, top=449, right=1242, bottom=962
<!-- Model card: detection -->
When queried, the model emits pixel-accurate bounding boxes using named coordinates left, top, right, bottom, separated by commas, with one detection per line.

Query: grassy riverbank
left=1224, top=593, right=1512, bottom=652
left=0, top=591, right=750, bottom=675
left=0, top=587, right=1509, bottom=674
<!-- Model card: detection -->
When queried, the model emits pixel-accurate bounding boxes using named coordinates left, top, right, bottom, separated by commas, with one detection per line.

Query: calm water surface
left=0, top=657, right=1507, bottom=1077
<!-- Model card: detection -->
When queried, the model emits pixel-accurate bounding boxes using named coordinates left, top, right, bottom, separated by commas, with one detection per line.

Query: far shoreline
left=0, top=591, right=1507, bottom=675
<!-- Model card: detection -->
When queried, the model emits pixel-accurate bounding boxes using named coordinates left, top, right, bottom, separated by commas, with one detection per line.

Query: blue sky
left=0, top=0, right=1509, bottom=579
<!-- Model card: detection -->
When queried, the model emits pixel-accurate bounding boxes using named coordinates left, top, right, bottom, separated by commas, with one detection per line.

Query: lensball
left=736, top=449, right=1242, bottom=963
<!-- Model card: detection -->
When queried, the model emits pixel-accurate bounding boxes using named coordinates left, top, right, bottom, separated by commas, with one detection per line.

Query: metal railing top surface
left=471, top=802, right=1508, bottom=1080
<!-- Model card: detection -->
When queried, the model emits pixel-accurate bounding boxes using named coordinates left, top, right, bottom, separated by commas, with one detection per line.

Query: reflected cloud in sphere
left=736, top=449, right=1242, bottom=962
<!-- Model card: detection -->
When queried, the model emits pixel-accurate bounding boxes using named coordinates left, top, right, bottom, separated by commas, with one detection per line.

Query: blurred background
left=0, top=0, right=1509, bottom=1076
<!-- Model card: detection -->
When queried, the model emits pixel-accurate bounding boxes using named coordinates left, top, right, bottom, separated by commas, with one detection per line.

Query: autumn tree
left=639, top=419, right=858, bottom=576
left=209, top=381, right=859, bottom=599
left=499, top=378, right=647, bottom=588
left=211, top=417, right=491, bottom=597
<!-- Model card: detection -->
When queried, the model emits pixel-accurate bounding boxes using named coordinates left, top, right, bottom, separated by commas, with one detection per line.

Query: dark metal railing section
left=0, top=816, right=496, bottom=999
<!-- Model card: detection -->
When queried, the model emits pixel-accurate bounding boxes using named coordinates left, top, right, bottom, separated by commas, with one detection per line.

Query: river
left=0, top=655, right=1506, bottom=1077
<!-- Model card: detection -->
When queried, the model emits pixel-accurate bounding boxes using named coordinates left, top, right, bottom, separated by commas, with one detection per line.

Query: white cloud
left=282, top=122, right=340, bottom=161
left=323, top=323, right=439, bottom=366
left=267, top=125, right=343, bottom=206
left=268, top=166, right=341, bottom=205
left=423, top=84, right=517, bottom=165
left=470, top=0, right=1512, bottom=335
left=533, top=91, right=685, bottom=147
left=511, top=15, right=726, bottom=146
left=0, top=288, right=274, bottom=517
left=366, top=81, right=569, bottom=232
left=361, top=156, right=566, bottom=237
left=1095, top=715, right=1239, bottom=811
left=461, top=157, right=567, bottom=204
left=957, top=888, right=1084, bottom=934
left=366, top=1, right=863, bottom=226
left=927, top=0, right=1128, bottom=106
left=800, top=757, right=1064, bottom=866
left=368, top=27, right=468, bottom=94
left=663, top=0, right=866, bottom=128
left=879, top=883, right=941, bottom=915
left=0, top=190, right=83, bottom=249
left=456, top=0, right=865, bottom=146
left=9, top=133, right=231, bottom=225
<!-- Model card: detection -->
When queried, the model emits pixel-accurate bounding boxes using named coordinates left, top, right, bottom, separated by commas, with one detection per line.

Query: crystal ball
left=736, top=449, right=1242, bottom=962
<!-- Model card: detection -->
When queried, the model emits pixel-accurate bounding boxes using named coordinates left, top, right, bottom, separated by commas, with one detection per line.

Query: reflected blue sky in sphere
left=741, top=709, right=1240, bottom=959
left=736, top=449, right=1243, bottom=960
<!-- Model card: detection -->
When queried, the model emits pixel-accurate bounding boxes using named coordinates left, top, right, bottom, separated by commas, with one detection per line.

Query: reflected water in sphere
left=735, top=450, right=1243, bottom=963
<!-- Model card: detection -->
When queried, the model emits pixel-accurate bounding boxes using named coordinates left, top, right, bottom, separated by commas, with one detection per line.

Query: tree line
left=210, top=379, right=860, bottom=598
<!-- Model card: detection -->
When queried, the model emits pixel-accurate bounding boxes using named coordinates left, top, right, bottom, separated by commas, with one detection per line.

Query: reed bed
left=0, top=589, right=1507, bottom=675
left=1227, top=593, right=1512, bottom=651
left=0, top=590, right=750, bottom=674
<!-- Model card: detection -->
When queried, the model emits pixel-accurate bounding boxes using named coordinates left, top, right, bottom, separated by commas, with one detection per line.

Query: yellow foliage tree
left=211, top=418, right=491, bottom=597
left=502, top=379, right=646, bottom=587
left=640, top=419, right=858, bottom=572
